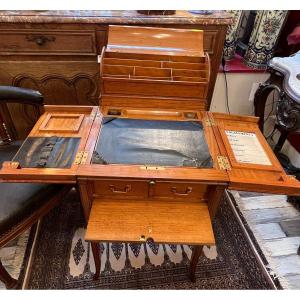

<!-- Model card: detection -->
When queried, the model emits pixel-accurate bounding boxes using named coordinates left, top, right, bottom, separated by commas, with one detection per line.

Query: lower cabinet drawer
left=150, top=181, right=207, bottom=201
left=92, top=179, right=149, bottom=199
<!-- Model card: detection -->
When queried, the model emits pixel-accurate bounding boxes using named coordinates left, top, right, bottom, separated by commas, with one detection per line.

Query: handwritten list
left=225, top=130, right=271, bottom=166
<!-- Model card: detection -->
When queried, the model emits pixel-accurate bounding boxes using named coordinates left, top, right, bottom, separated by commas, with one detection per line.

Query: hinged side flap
left=0, top=105, right=100, bottom=183
left=209, top=112, right=300, bottom=195
left=107, top=25, right=204, bottom=59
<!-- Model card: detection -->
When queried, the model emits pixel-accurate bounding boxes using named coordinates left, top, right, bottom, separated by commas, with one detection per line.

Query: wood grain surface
left=85, top=199, right=215, bottom=245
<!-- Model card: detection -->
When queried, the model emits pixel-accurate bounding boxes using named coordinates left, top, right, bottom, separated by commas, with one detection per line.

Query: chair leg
left=189, top=245, right=203, bottom=282
left=0, top=259, right=18, bottom=289
left=91, top=242, right=101, bottom=280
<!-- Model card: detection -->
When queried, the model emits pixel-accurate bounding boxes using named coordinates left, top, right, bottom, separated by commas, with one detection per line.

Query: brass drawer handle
left=171, top=186, right=192, bottom=196
left=109, top=184, right=131, bottom=194
left=139, top=235, right=154, bottom=243
left=26, top=35, right=56, bottom=46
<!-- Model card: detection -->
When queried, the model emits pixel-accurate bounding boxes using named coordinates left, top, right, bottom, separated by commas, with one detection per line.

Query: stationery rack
left=99, top=26, right=211, bottom=111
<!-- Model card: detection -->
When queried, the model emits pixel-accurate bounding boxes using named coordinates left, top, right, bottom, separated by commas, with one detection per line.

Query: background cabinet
left=0, top=11, right=230, bottom=139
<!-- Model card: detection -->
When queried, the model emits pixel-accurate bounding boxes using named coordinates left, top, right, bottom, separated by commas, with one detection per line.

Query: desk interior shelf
left=100, top=25, right=210, bottom=111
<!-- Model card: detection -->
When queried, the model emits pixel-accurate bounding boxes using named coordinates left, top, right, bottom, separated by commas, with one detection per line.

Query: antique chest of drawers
left=0, top=10, right=231, bottom=141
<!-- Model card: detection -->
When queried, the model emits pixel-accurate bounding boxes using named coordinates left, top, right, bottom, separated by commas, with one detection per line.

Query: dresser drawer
left=0, top=29, right=96, bottom=55
left=150, top=181, right=208, bottom=201
left=92, top=179, right=149, bottom=199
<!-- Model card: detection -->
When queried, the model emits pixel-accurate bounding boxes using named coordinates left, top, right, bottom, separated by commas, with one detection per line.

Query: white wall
left=210, top=72, right=270, bottom=115
left=210, top=72, right=300, bottom=167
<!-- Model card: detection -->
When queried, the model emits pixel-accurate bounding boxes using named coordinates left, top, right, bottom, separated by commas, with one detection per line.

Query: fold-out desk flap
left=107, top=25, right=204, bottom=59
left=86, top=199, right=215, bottom=246
left=209, top=112, right=300, bottom=196
left=0, top=105, right=100, bottom=183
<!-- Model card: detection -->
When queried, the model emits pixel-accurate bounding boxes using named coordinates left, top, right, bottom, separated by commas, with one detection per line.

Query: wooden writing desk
left=1, top=26, right=300, bottom=282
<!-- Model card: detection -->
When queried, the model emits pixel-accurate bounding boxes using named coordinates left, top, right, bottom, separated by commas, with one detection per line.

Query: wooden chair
left=0, top=86, right=72, bottom=289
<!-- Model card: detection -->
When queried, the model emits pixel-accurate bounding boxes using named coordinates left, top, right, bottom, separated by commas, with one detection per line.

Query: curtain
left=223, top=10, right=288, bottom=68
left=223, top=10, right=244, bottom=60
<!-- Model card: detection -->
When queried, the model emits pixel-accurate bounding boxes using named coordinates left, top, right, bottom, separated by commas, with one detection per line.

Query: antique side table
left=254, top=51, right=300, bottom=154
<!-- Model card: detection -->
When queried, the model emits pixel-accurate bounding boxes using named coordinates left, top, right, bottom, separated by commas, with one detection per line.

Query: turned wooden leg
left=0, top=259, right=18, bottom=289
left=91, top=242, right=101, bottom=280
left=189, top=245, right=203, bottom=282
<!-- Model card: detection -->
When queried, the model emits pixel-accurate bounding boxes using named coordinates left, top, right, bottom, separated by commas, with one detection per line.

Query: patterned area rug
left=0, top=226, right=36, bottom=290
left=26, top=191, right=275, bottom=289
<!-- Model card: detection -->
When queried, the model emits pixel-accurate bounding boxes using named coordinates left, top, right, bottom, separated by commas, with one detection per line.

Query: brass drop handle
left=26, top=35, right=56, bottom=46
left=171, top=186, right=192, bottom=196
left=139, top=235, right=146, bottom=242
left=139, top=236, right=154, bottom=243
left=109, top=184, right=131, bottom=193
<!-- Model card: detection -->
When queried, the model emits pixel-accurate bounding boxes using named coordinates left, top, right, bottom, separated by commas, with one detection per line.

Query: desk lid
left=106, top=25, right=205, bottom=59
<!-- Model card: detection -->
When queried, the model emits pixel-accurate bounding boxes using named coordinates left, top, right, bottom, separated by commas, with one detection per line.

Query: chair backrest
left=0, top=86, right=44, bottom=143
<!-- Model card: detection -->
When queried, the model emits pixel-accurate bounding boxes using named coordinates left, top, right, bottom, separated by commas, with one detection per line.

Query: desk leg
left=189, top=245, right=203, bottom=282
left=0, top=259, right=18, bottom=289
left=91, top=242, right=101, bottom=280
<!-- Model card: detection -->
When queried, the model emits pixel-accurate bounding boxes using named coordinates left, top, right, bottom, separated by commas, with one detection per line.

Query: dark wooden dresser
left=0, top=10, right=231, bottom=139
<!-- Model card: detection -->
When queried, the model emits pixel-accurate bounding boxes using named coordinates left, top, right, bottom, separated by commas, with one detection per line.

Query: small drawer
left=103, top=78, right=207, bottom=98
left=150, top=181, right=208, bottom=201
left=92, top=179, right=149, bottom=199
left=0, top=29, right=96, bottom=55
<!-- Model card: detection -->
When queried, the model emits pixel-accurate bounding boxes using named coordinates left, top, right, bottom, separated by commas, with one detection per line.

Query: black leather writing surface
left=92, top=118, right=213, bottom=168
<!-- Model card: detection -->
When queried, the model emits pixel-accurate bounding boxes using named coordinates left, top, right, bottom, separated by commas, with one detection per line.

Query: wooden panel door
left=0, top=105, right=99, bottom=183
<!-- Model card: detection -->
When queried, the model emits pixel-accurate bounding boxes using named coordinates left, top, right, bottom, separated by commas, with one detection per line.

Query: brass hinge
left=74, top=151, right=89, bottom=165
left=90, top=112, right=98, bottom=119
left=204, top=118, right=216, bottom=127
left=217, top=156, right=231, bottom=170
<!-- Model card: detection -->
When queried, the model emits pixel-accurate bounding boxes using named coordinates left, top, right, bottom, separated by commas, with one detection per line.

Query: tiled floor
left=233, top=191, right=300, bottom=289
